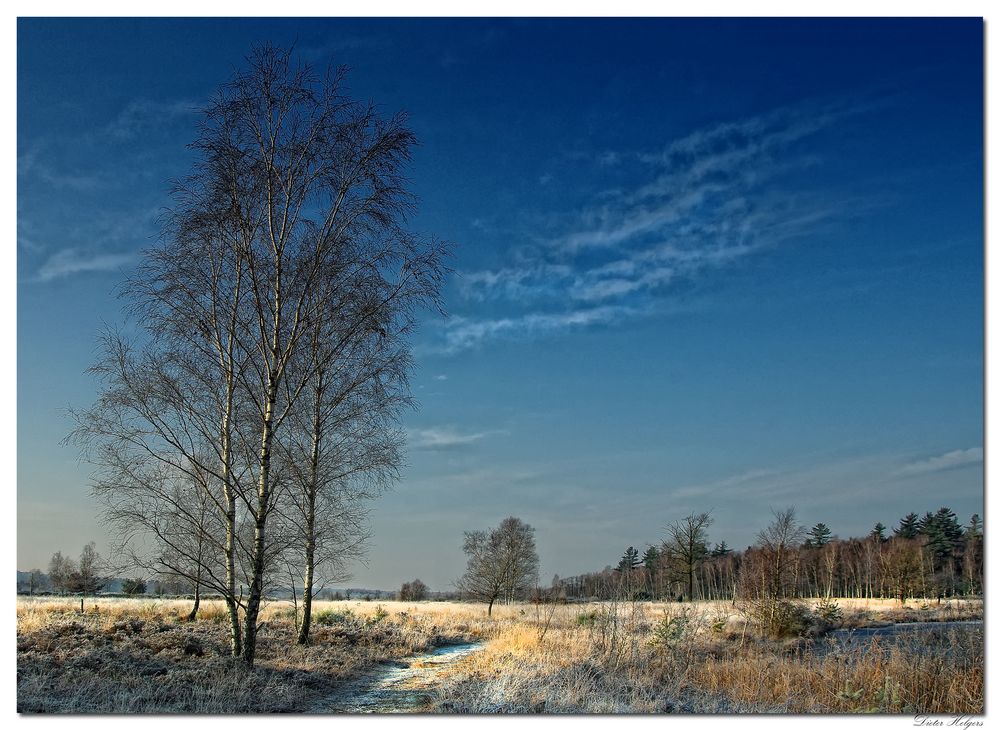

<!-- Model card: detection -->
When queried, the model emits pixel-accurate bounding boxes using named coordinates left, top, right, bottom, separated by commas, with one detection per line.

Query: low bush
left=313, top=608, right=355, bottom=626
left=649, top=609, right=691, bottom=647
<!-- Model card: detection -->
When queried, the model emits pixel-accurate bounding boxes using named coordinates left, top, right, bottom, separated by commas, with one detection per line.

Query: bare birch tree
left=457, top=517, right=539, bottom=616
left=71, top=43, right=449, bottom=668
left=278, top=227, right=430, bottom=644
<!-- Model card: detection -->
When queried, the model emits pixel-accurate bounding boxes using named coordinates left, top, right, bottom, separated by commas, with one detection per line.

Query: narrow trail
left=308, top=642, right=484, bottom=713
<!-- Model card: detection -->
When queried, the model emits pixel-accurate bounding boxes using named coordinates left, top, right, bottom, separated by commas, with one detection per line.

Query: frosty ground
left=16, top=596, right=983, bottom=714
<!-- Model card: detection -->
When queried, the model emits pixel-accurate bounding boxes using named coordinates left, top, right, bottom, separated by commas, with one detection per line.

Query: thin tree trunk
left=224, top=495, right=242, bottom=657
left=217, top=265, right=243, bottom=658
left=297, top=489, right=317, bottom=644
left=243, top=376, right=278, bottom=668
left=187, top=582, right=201, bottom=622
left=297, top=372, right=323, bottom=645
left=243, top=515, right=268, bottom=668
left=187, top=495, right=208, bottom=622
left=221, top=401, right=242, bottom=658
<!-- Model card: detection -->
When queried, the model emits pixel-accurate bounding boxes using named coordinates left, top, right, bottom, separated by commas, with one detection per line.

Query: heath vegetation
left=16, top=595, right=982, bottom=714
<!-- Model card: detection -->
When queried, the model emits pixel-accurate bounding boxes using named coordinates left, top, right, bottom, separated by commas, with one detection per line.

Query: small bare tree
left=75, top=542, right=104, bottom=595
left=399, top=579, right=428, bottom=601
left=48, top=552, right=75, bottom=595
left=881, top=536, right=929, bottom=604
left=26, top=569, right=46, bottom=596
left=281, top=240, right=436, bottom=644
left=457, top=517, right=539, bottom=616
left=755, top=507, right=806, bottom=600
left=736, top=507, right=807, bottom=638
left=662, top=512, right=713, bottom=601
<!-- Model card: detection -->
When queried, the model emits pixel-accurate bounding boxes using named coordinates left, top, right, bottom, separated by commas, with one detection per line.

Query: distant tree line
left=555, top=507, right=983, bottom=603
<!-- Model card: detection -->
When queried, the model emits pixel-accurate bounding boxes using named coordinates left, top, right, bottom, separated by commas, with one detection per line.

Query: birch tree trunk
left=296, top=376, right=323, bottom=645
left=243, top=375, right=279, bottom=667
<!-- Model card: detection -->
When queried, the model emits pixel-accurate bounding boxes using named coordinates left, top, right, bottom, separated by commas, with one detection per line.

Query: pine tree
left=967, top=514, right=982, bottom=539
left=641, top=546, right=659, bottom=572
left=894, top=512, right=920, bottom=539
left=806, top=523, right=832, bottom=548
left=616, top=546, right=642, bottom=573
left=923, top=507, right=963, bottom=565
left=711, top=541, right=732, bottom=557
left=871, top=522, right=887, bottom=542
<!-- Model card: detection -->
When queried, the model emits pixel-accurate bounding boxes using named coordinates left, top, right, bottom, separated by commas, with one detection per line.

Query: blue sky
left=17, top=18, right=983, bottom=589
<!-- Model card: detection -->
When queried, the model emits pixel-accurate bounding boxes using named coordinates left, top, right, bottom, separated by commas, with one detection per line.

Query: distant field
left=16, top=595, right=983, bottom=714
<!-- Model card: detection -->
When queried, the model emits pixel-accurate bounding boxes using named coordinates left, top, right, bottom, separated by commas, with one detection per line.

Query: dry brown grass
left=683, top=629, right=984, bottom=713
left=430, top=598, right=983, bottom=714
left=16, top=597, right=487, bottom=713
left=17, top=595, right=983, bottom=714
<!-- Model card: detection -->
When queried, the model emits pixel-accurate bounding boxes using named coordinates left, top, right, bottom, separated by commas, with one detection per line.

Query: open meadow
left=16, top=595, right=983, bottom=714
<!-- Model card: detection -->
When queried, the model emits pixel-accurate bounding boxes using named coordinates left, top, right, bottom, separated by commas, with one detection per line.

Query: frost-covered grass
left=16, top=595, right=983, bottom=714
left=429, top=598, right=982, bottom=714
left=16, top=597, right=483, bottom=713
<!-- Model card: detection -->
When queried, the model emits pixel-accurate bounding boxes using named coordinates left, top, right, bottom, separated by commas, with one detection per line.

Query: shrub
left=368, top=605, right=389, bottom=624
left=313, top=608, right=355, bottom=626
left=813, top=598, right=843, bottom=624
left=650, top=609, right=691, bottom=647
left=576, top=610, right=599, bottom=627
left=740, top=598, right=813, bottom=639
left=768, top=600, right=812, bottom=639
left=121, top=578, right=146, bottom=596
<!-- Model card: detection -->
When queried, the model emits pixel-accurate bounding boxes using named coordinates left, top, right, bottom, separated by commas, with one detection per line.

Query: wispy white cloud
left=433, top=374, right=449, bottom=381
left=17, top=217, right=47, bottom=254
left=896, top=447, right=983, bottom=477
left=555, top=102, right=850, bottom=254
left=18, top=145, right=105, bottom=191
left=669, top=468, right=784, bottom=501
left=407, top=426, right=506, bottom=451
left=667, top=446, right=984, bottom=513
left=441, top=305, right=638, bottom=354
left=440, top=98, right=869, bottom=354
left=299, top=35, right=393, bottom=63
left=36, top=248, right=138, bottom=282
left=459, top=263, right=573, bottom=302
left=105, top=98, right=198, bottom=140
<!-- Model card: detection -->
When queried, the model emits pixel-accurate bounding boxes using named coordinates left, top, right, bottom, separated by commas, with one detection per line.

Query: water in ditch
left=309, top=642, right=484, bottom=713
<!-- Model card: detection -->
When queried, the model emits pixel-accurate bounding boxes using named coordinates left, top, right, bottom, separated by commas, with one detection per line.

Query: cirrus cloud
left=35, top=248, right=138, bottom=282
left=896, top=447, right=983, bottom=477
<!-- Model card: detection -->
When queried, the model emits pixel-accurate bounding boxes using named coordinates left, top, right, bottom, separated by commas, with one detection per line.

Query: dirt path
left=308, top=642, right=484, bottom=713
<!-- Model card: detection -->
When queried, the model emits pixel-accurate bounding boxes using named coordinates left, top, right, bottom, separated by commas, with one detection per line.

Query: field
left=16, top=595, right=983, bottom=714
